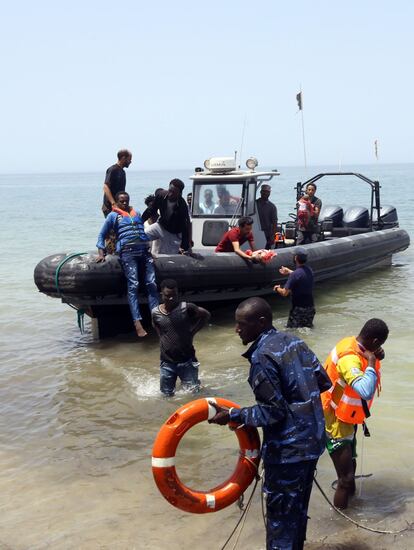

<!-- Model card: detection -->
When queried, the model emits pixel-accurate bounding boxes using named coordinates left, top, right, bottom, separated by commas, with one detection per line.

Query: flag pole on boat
left=296, top=87, right=307, bottom=170
left=374, top=138, right=380, bottom=184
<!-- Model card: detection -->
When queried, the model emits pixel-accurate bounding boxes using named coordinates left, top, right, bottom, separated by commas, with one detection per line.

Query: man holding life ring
left=209, top=298, right=331, bottom=550
left=322, top=319, right=388, bottom=509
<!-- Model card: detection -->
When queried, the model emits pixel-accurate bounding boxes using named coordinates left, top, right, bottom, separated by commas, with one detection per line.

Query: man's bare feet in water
left=134, top=320, right=147, bottom=337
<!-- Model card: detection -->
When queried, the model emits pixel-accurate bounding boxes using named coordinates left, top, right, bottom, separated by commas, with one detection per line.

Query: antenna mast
left=238, top=115, right=247, bottom=169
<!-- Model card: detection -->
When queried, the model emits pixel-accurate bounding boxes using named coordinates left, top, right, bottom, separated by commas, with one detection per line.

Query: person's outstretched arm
left=232, top=240, right=256, bottom=261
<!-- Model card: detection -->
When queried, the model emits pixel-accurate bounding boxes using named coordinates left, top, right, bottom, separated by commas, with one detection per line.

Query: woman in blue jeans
left=96, top=191, right=159, bottom=337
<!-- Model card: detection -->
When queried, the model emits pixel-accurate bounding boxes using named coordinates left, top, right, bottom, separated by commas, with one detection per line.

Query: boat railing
left=229, top=196, right=244, bottom=227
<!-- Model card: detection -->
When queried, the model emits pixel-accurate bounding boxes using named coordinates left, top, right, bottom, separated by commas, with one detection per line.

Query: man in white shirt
left=199, top=188, right=216, bottom=214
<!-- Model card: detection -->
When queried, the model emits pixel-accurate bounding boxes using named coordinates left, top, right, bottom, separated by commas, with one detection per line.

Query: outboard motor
left=319, top=205, right=343, bottom=227
left=320, top=218, right=333, bottom=238
left=343, top=206, right=369, bottom=228
left=284, top=221, right=296, bottom=242
left=372, top=205, right=399, bottom=229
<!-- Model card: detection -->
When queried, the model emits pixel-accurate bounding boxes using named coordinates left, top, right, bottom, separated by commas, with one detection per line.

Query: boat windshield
left=192, top=181, right=244, bottom=217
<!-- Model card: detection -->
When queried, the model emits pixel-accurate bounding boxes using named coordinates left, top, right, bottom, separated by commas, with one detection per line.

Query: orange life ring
left=152, top=397, right=261, bottom=514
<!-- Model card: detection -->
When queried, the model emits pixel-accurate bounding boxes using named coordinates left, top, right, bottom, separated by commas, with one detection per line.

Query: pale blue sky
left=1, top=1, right=413, bottom=172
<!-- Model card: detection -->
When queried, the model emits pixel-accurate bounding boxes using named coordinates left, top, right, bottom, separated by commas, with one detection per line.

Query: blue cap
left=295, top=247, right=308, bottom=257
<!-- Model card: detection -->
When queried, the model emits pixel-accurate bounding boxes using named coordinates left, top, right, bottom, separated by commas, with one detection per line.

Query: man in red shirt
left=215, top=216, right=259, bottom=262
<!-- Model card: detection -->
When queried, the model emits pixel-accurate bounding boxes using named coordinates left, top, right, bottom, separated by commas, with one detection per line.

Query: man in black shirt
left=152, top=279, right=211, bottom=396
left=102, top=149, right=132, bottom=217
left=256, top=184, right=278, bottom=249
left=142, top=179, right=192, bottom=254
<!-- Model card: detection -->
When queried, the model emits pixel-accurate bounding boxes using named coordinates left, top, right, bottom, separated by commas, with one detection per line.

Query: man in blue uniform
left=209, top=297, right=331, bottom=550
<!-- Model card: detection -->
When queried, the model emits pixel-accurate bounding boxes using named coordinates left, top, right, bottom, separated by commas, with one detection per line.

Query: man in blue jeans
left=96, top=191, right=159, bottom=337
left=152, top=279, right=210, bottom=396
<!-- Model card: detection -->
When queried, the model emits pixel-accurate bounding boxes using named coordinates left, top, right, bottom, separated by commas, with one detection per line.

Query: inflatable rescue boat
left=34, top=157, right=410, bottom=338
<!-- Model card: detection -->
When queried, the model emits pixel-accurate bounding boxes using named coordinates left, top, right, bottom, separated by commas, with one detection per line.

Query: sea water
left=0, top=164, right=413, bottom=549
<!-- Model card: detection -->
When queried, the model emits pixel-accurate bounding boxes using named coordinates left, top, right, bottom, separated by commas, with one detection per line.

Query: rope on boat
left=54, top=252, right=89, bottom=333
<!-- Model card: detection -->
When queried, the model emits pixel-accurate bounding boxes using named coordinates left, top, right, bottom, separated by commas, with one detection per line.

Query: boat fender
left=151, top=397, right=261, bottom=513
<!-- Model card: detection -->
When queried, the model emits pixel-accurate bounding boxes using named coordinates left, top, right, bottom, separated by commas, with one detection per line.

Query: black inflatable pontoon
left=33, top=170, right=410, bottom=338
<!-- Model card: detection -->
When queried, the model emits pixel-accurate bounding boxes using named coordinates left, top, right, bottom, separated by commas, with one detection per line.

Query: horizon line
left=0, top=161, right=413, bottom=177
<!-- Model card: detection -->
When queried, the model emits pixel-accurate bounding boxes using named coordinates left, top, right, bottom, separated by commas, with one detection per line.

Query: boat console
left=190, top=161, right=400, bottom=249
left=190, top=156, right=279, bottom=250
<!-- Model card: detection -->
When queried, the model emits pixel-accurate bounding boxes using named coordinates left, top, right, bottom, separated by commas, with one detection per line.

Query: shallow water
left=0, top=164, right=413, bottom=549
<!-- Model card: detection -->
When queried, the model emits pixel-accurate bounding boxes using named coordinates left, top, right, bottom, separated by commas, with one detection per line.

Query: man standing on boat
left=274, top=248, right=315, bottom=328
left=96, top=191, right=159, bottom=338
left=256, top=184, right=278, bottom=249
left=322, top=319, right=388, bottom=509
left=296, top=183, right=322, bottom=245
left=208, top=297, right=331, bottom=550
left=142, top=179, right=192, bottom=255
left=152, top=279, right=211, bottom=396
left=101, top=149, right=132, bottom=217
left=101, top=149, right=133, bottom=255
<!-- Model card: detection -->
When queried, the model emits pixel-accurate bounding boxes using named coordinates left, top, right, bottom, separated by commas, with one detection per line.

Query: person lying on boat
left=96, top=191, right=159, bottom=338
left=142, top=179, right=192, bottom=255
left=215, top=216, right=264, bottom=262
left=245, top=249, right=277, bottom=263
left=214, top=190, right=239, bottom=215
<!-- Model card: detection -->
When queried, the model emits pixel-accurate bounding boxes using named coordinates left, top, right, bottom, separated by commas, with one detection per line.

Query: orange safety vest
left=321, top=336, right=381, bottom=425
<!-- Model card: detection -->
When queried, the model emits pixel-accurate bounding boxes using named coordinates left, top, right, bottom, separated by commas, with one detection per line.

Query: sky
left=1, top=0, right=413, bottom=173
